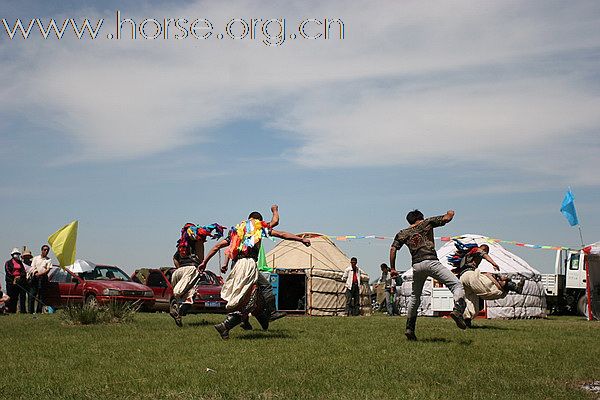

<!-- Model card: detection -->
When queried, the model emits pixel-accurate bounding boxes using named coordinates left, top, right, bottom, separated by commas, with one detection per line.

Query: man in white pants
left=457, top=244, right=524, bottom=327
left=390, top=209, right=467, bottom=340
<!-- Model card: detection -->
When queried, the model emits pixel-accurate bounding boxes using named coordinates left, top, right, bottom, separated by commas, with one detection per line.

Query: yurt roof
left=265, top=233, right=351, bottom=272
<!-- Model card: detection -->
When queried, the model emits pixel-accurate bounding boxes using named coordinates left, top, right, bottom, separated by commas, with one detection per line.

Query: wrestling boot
left=267, top=296, right=287, bottom=322
left=505, top=278, right=526, bottom=294
left=241, top=316, right=253, bottom=331
left=169, top=302, right=183, bottom=328
left=464, top=318, right=472, bottom=328
left=214, top=312, right=242, bottom=340
left=450, top=298, right=467, bottom=330
left=254, top=295, right=270, bottom=330
left=179, top=303, right=192, bottom=317
left=262, top=288, right=286, bottom=322
left=405, top=317, right=417, bottom=341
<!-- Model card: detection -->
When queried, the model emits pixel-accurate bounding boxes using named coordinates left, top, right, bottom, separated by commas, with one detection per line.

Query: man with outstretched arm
left=390, top=209, right=467, bottom=340
left=200, top=207, right=309, bottom=340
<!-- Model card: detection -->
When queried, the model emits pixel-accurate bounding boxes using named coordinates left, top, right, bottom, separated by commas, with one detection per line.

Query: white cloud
left=1, top=0, right=599, bottom=184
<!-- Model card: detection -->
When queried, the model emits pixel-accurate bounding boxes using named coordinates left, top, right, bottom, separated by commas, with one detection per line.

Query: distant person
left=454, top=244, right=524, bottom=327
left=342, top=257, right=364, bottom=316
left=28, top=245, right=53, bottom=314
left=4, top=248, right=27, bottom=313
left=378, top=263, right=395, bottom=316
left=0, top=281, right=10, bottom=314
left=390, top=210, right=467, bottom=340
left=21, top=248, right=33, bottom=313
left=21, top=249, right=33, bottom=270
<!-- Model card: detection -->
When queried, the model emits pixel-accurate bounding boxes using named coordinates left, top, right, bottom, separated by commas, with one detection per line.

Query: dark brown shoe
left=169, top=303, right=183, bottom=327
left=214, top=323, right=230, bottom=340
left=405, top=329, right=417, bottom=341
left=241, top=319, right=253, bottom=331
left=450, top=311, right=467, bottom=330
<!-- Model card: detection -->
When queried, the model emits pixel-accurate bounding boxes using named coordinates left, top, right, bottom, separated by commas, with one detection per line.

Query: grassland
left=0, top=313, right=598, bottom=399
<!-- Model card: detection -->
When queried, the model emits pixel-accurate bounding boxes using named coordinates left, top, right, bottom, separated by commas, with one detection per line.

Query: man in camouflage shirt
left=390, top=209, right=467, bottom=340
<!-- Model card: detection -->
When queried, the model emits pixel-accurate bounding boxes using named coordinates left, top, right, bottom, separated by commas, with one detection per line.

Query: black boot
left=169, top=302, right=183, bottom=327
left=179, top=303, right=192, bottom=316
left=505, top=278, right=525, bottom=294
left=214, top=312, right=242, bottom=340
left=267, top=296, right=287, bottom=322
left=241, top=316, right=253, bottom=331
left=405, top=317, right=417, bottom=341
left=450, top=298, right=467, bottom=330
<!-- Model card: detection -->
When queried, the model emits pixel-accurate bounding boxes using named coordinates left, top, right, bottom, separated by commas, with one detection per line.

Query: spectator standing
left=21, top=248, right=33, bottom=313
left=28, top=245, right=53, bottom=314
left=342, top=257, right=364, bottom=316
left=4, top=248, right=27, bottom=313
left=0, top=281, right=10, bottom=314
left=379, top=263, right=395, bottom=316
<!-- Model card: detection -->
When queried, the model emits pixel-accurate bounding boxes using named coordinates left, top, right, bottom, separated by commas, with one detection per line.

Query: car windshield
left=197, top=271, right=220, bottom=286
left=80, top=266, right=130, bottom=281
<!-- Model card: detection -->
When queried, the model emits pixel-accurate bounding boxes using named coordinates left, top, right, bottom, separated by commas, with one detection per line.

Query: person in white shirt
left=341, top=257, right=364, bottom=316
left=28, top=245, right=53, bottom=314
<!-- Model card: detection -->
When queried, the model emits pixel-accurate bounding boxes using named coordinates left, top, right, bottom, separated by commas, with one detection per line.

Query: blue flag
left=560, top=189, right=579, bottom=226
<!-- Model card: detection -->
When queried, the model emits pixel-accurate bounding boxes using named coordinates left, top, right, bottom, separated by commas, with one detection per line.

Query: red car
left=45, top=265, right=155, bottom=309
left=131, top=268, right=227, bottom=314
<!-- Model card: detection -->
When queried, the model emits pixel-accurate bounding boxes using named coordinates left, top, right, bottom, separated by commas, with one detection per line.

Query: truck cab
left=542, top=249, right=588, bottom=316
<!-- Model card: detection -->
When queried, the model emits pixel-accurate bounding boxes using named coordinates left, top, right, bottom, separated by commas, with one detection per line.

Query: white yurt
left=399, top=234, right=546, bottom=319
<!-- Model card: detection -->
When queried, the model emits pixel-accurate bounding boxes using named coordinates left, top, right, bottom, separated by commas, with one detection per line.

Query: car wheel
left=577, top=295, right=589, bottom=318
left=85, top=294, right=99, bottom=308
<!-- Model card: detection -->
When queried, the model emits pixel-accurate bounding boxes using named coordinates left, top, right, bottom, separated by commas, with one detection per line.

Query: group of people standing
left=2, top=245, right=53, bottom=314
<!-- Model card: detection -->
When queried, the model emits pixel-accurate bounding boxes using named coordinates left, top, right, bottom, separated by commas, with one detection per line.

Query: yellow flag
left=48, top=220, right=78, bottom=267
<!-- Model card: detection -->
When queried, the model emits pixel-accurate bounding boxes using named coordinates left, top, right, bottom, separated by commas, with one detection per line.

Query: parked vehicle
left=45, top=265, right=155, bottom=309
left=542, top=249, right=589, bottom=317
left=131, top=267, right=227, bottom=314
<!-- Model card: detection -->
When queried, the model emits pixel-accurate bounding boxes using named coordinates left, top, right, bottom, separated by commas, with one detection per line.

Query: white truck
left=542, top=249, right=589, bottom=317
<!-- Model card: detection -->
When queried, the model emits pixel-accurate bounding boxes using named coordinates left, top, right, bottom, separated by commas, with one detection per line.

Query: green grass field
left=0, top=312, right=598, bottom=400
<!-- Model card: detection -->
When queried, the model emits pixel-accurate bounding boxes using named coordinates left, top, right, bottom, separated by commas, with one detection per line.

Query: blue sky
left=1, top=1, right=599, bottom=280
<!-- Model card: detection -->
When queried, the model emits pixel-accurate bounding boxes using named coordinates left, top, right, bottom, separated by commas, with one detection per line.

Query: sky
left=1, top=1, right=599, bottom=281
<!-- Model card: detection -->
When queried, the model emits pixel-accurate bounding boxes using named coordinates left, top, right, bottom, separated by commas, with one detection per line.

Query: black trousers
left=28, top=277, right=45, bottom=313
left=345, top=283, right=360, bottom=316
left=6, top=280, right=27, bottom=313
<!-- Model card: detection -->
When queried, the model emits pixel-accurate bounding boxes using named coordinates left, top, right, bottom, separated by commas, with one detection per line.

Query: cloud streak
left=1, top=0, right=599, bottom=186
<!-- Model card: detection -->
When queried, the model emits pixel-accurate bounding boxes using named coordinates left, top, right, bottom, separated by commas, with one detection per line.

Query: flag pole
left=578, top=226, right=585, bottom=248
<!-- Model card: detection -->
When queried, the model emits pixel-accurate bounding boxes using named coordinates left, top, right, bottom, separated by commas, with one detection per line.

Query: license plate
left=205, top=301, right=221, bottom=307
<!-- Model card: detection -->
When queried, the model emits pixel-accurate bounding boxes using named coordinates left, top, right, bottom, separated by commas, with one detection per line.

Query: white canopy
left=66, top=259, right=97, bottom=273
